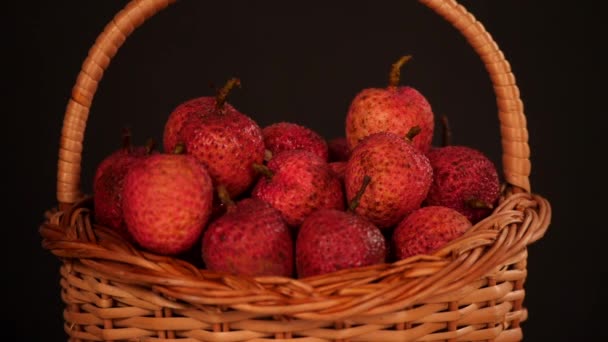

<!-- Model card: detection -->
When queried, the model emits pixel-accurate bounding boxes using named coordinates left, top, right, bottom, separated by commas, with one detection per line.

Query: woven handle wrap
left=56, top=0, right=531, bottom=204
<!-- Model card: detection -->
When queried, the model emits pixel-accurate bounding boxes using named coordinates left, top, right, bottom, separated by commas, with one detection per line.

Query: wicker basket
left=40, top=0, right=551, bottom=341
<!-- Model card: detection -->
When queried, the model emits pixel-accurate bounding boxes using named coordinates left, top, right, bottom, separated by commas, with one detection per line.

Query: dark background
left=5, top=0, right=605, bottom=340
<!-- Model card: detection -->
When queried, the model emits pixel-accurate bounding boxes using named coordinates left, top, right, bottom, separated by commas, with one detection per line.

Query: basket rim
left=41, top=187, right=551, bottom=320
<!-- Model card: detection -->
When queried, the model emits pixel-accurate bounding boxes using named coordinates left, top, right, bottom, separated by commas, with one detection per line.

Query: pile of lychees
left=92, top=56, right=500, bottom=279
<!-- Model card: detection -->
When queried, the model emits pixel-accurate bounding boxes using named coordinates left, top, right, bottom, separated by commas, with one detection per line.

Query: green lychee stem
left=466, top=198, right=494, bottom=209
left=173, top=143, right=186, bottom=155
left=216, top=77, right=241, bottom=110
left=405, top=125, right=421, bottom=141
left=253, top=163, right=274, bottom=179
left=145, top=138, right=156, bottom=154
left=348, top=175, right=372, bottom=212
left=389, top=55, right=412, bottom=88
left=217, top=184, right=235, bottom=209
left=121, top=127, right=132, bottom=150
left=440, top=115, right=452, bottom=147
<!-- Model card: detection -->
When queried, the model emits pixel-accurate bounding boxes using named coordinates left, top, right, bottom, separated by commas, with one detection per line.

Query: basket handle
left=56, top=0, right=531, bottom=205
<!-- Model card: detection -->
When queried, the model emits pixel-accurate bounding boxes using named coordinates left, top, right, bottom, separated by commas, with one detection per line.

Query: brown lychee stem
left=405, top=125, right=421, bottom=141
left=216, top=77, right=241, bottom=110
left=264, top=149, right=273, bottom=162
left=121, top=127, right=132, bottom=150
left=466, top=198, right=494, bottom=209
left=217, top=185, right=235, bottom=209
left=389, top=55, right=412, bottom=88
left=144, top=138, right=156, bottom=154
left=173, top=143, right=186, bottom=155
left=441, top=115, right=452, bottom=147
left=253, top=163, right=274, bottom=179
left=348, top=175, right=372, bottom=212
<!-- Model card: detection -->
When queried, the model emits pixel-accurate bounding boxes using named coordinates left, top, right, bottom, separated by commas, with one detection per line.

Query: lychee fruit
left=344, top=130, right=433, bottom=229
left=263, top=122, right=328, bottom=161
left=296, top=209, right=386, bottom=278
left=93, top=129, right=154, bottom=239
left=252, top=149, right=344, bottom=227
left=392, top=205, right=472, bottom=260
left=163, top=78, right=265, bottom=198
left=163, top=98, right=202, bottom=154
left=425, top=145, right=500, bottom=223
left=296, top=176, right=386, bottom=277
left=345, top=55, right=434, bottom=153
left=327, top=136, right=351, bottom=162
left=202, top=197, right=294, bottom=277
left=328, top=161, right=347, bottom=181
left=121, top=144, right=214, bottom=255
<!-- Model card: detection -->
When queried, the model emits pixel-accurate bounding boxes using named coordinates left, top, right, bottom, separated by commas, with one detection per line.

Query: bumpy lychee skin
left=177, top=103, right=265, bottom=198
left=392, top=206, right=472, bottom=260
left=346, top=86, right=434, bottom=153
left=328, top=161, right=347, bottom=181
left=163, top=96, right=230, bottom=152
left=202, top=198, right=294, bottom=277
left=426, top=145, right=500, bottom=223
left=345, top=132, right=433, bottom=229
left=93, top=144, right=151, bottom=239
left=122, top=153, right=213, bottom=255
left=327, top=136, right=351, bottom=162
left=296, top=209, right=386, bottom=278
left=252, top=150, right=344, bottom=227
left=328, top=161, right=348, bottom=209
left=263, top=122, right=328, bottom=161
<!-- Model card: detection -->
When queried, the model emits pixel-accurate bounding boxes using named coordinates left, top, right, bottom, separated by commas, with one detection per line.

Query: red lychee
left=345, top=131, right=433, bottom=229
left=93, top=130, right=154, bottom=239
left=163, top=97, right=205, bottom=153
left=252, top=149, right=344, bottom=227
left=263, top=122, right=328, bottom=161
left=327, top=136, right=351, bottom=162
left=163, top=78, right=265, bottom=198
left=392, top=206, right=472, bottom=260
left=296, top=175, right=386, bottom=277
left=345, top=55, right=434, bottom=153
left=328, top=161, right=349, bottom=210
left=328, top=161, right=347, bottom=181
left=425, top=145, right=500, bottom=223
left=296, top=209, right=386, bottom=278
left=202, top=198, right=294, bottom=277
left=121, top=146, right=214, bottom=255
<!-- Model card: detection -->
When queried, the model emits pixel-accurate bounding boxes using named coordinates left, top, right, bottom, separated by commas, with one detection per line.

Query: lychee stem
left=440, top=115, right=452, bottom=147
left=144, top=138, right=156, bottom=155
left=217, top=184, right=235, bottom=209
left=405, top=125, right=421, bottom=141
left=389, top=55, right=413, bottom=88
left=216, top=77, right=241, bottom=110
left=466, top=198, right=494, bottom=209
left=348, top=175, right=372, bottom=212
left=253, top=163, right=274, bottom=179
left=173, top=143, right=186, bottom=155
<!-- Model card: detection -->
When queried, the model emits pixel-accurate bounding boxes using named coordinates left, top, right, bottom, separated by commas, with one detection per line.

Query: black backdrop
left=5, top=1, right=605, bottom=341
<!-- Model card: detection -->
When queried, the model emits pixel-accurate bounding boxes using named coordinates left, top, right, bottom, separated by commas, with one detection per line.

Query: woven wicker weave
left=40, top=0, right=552, bottom=341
